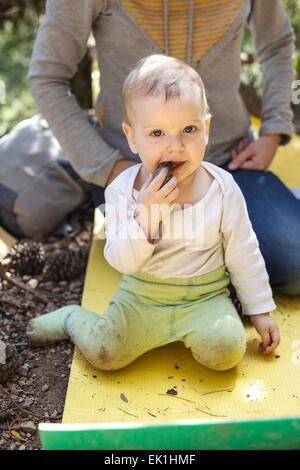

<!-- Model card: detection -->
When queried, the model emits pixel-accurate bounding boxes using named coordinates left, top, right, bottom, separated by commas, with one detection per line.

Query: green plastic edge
left=39, top=416, right=300, bottom=450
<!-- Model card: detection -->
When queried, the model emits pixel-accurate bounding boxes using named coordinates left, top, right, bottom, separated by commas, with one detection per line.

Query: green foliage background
left=0, top=0, right=299, bottom=137
left=0, top=17, right=39, bottom=135
left=241, top=0, right=300, bottom=93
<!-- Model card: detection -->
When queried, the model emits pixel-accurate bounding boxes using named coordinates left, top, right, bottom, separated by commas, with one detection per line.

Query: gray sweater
left=27, top=0, right=296, bottom=188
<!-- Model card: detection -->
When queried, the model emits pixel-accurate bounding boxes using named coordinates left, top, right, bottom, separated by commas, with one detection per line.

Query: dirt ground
left=0, top=204, right=94, bottom=450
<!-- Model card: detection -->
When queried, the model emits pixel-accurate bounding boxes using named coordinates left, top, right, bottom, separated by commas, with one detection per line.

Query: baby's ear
left=204, top=114, right=211, bottom=145
left=122, top=122, right=137, bottom=154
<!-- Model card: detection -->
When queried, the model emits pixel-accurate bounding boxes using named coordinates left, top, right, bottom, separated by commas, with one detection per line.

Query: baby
left=27, top=54, right=280, bottom=372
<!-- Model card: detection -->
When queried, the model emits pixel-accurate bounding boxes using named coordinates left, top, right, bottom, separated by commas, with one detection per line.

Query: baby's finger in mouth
left=153, top=162, right=173, bottom=189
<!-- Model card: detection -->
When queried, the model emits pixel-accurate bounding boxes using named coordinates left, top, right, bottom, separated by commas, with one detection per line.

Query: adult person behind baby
left=2, top=0, right=299, bottom=296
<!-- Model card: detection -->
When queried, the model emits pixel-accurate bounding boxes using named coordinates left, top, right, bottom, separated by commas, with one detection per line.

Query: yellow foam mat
left=63, top=130, right=300, bottom=425
left=252, top=116, right=300, bottom=188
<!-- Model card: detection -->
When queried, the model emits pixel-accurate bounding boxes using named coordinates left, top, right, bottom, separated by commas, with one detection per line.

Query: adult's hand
left=105, top=159, right=139, bottom=186
left=227, top=134, right=281, bottom=172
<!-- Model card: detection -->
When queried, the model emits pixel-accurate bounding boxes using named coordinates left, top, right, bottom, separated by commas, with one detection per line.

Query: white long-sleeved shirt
left=104, top=161, right=276, bottom=315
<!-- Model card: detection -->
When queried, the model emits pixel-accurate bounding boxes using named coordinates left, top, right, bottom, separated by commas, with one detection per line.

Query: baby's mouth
left=152, top=161, right=186, bottom=188
left=168, top=161, right=186, bottom=173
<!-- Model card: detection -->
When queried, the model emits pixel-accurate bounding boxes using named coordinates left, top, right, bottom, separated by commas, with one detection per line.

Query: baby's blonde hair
left=123, top=54, right=209, bottom=123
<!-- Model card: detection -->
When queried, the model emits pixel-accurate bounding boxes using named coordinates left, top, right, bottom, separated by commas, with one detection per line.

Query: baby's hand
left=139, top=166, right=179, bottom=213
left=135, top=167, right=179, bottom=241
left=249, top=313, right=280, bottom=355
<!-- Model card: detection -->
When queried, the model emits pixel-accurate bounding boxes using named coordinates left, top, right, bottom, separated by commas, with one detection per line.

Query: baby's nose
left=167, top=135, right=184, bottom=152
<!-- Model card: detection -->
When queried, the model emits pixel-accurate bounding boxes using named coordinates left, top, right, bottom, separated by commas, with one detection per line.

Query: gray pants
left=0, top=114, right=94, bottom=237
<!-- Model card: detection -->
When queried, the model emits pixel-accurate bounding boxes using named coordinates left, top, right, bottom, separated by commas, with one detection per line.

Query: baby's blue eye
left=184, top=125, right=195, bottom=133
left=151, top=130, right=163, bottom=137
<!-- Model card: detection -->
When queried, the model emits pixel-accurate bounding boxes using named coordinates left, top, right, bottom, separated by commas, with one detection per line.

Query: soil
left=0, top=203, right=95, bottom=450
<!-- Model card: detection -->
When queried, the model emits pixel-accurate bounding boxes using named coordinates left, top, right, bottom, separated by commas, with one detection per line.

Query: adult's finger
left=230, top=138, right=249, bottom=161
left=228, top=146, right=256, bottom=170
left=237, top=138, right=249, bottom=153
left=236, top=156, right=263, bottom=171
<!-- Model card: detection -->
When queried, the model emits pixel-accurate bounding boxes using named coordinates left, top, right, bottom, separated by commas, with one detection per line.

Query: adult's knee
left=17, top=208, right=68, bottom=237
left=0, top=203, right=66, bottom=237
left=273, top=274, right=300, bottom=296
left=270, top=257, right=300, bottom=296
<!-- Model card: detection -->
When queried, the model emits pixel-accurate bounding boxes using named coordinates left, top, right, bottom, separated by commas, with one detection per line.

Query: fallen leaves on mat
left=120, top=393, right=128, bottom=403
left=166, top=388, right=177, bottom=396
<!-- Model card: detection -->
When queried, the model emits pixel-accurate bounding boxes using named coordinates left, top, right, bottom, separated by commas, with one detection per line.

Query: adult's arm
left=27, top=0, right=119, bottom=187
left=248, top=0, right=296, bottom=142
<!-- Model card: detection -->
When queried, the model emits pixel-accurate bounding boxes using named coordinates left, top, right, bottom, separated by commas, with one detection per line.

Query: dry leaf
left=120, top=393, right=128, bottom=403
left=11, top=430, right=26, bottom=441
left=166, top=388, right=177, bottom=396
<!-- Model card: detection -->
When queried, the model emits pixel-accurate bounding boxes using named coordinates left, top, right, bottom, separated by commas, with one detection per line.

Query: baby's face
left=122, top=92, right=210, bottom=187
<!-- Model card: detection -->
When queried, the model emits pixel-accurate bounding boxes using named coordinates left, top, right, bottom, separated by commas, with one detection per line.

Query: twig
left=118, top=408, right=138, bottom=418
left=8, top=416, right=26, bottom=433
left=36, top=289, right=63, bottom=299
left=48, top=415, right=63, bottom=421
left=0, top=383, right=44, bottom=420
left=195, top=407, right=227, bottom=418
left=201, top=388, right=233, bottom=396
left=0, top=297, right=17, bottom=303
left=158, top=393, right=195, bottom=403
left=0, top=265, right=49, bottom=303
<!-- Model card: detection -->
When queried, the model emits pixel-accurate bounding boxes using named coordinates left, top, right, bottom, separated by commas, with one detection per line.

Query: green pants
left=27, top=266, right=246, bottom=371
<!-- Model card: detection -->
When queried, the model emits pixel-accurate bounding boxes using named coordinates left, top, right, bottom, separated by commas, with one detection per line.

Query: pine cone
left=0, top=341, right=21, bottom=384
left=42, top=247, right=89, bottom=282
left=5, top=242, right=46, bottom=276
